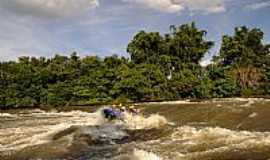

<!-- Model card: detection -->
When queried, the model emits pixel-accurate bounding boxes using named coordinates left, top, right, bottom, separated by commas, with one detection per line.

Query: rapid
left=1, top=98, right=270, bottom=160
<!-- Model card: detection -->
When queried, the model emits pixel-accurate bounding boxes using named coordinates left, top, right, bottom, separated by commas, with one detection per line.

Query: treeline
left=0, top=22, right=270, bottom=108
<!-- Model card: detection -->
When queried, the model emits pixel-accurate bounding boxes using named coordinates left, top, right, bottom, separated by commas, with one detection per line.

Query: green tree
left=216, top=26, right=269, bottom=67
left=167, top=22, right=214, bottom=65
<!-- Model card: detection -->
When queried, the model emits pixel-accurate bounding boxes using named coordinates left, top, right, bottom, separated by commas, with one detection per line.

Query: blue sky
left=0, top=0, right=269, bottom=63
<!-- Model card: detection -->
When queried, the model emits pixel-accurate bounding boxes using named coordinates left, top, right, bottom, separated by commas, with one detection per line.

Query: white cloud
left=0, top=0, right=117, bottom=61
left=122, top=0, right=184, bottom=13
left=123, top=0, right=226, bottom=14
left=176, top=0, right=226, bottom=14
left=0, top=9, right=67, bottom=61
left=0, top=0, right=99, bottom=19
left=245, top=1, right=270, bottom=10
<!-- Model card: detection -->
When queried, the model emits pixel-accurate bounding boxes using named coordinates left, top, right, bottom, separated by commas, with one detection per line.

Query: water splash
left=0, top=108, right=168, bottom=155
left=132, top=149, right=162, bottom=160
left=122, top=113, right=168, bottom=130
left=116, top=149, right=162, bottom=160
left=0, top=113, right=17, bottom=118
left=2, top=99, right=270, bottom=160
left=0, top=109, right=107, bottom=153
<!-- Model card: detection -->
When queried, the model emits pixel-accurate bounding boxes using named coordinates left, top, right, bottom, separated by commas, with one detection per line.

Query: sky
left=0, top=0, right=270, bottom=63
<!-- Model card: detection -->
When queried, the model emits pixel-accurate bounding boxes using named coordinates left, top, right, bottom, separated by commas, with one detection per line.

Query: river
left=1, top=98, right=270, bottom=160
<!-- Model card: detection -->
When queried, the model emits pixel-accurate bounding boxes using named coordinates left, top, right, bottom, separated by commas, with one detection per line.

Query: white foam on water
left=137, top=98, right=270, bottom=106
left=0, top=113, right=17, bottom=118
left=240, top=99, right=256, bottom=107
left=171, top=126, right=270, bottom=159
left=0, top=108, right=168, bottom=154
left=132, top=149, right=162, bottom=160
left=172, top=126, right=270, bottom=145
left=0, top=109, right=107, bottom=153
left=248, top=112, right=258, bottom=118
left=116, top=149, right=163, bottom=160
left=212, top=98, right=265, bottom=102
left=138, top=100, right=204, bottom=105
left=122, top=113, right=168, bottom=130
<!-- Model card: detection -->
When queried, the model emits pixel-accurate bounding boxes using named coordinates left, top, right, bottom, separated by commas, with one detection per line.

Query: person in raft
left=103, top=105, right=124, bottom=121
left=102, top=104, right=141, bottom=121
left=128, top=105, right=141, bottom=115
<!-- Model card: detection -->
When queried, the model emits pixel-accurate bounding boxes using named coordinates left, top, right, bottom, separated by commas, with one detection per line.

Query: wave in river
left=169, top=126, right=270, bottom=159
left=122, top=113, right=168, bottom=130
left=2, top=99, right=270, bottom=159
left=0, top=108, right=168, bottom=155
left=116, top=149, right=162, bottom=160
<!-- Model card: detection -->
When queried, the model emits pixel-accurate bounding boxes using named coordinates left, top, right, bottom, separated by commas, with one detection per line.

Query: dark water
left=1, top=98, right=270, bottom=160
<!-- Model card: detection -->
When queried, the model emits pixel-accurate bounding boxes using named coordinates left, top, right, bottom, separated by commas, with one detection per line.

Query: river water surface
left=1, top=98, right=270, bottom=160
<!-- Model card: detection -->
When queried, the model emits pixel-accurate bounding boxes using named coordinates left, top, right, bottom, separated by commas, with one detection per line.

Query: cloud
left=0, top=8, right=71, bottom=61
left=0, top=0, right=129, bottom=61
left=122, top=0, right=184, bottom=13
left=176, top=0, right=226, bottom=14
left=122, top=0, right=226, bottom=14
left=245, top=1, right=270, bottom=10
left=0, top=0, right=99, bottom=19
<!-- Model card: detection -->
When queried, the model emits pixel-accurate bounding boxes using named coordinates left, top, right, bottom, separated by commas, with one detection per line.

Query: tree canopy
left=0, top=23, right=270, bottom=108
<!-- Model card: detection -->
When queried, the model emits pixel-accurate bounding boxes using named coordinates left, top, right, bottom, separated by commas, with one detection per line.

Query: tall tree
left=167, top=22, right=214, bottom=65
left=216, top=26, right=270, bottom=67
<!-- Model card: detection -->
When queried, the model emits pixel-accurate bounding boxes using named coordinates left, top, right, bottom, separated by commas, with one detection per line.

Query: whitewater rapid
left=0, top=108, right=168, bottom=159
left=1, top=99, right=270, bottom=160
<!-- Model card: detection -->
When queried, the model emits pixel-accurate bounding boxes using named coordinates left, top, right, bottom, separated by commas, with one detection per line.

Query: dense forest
left=0, top=22, right=270, bottom=108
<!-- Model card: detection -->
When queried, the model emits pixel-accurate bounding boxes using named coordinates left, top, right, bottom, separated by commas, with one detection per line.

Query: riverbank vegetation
left=1, top=22, right=270, bottom=108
